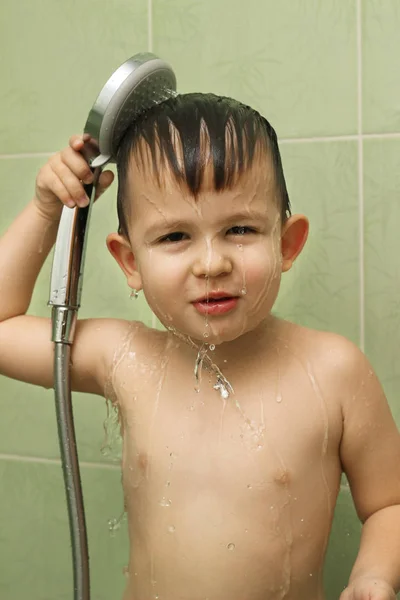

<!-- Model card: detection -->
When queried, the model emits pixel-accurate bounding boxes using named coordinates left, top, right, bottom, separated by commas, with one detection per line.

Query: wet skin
left=113, top=317, right=344, bottom=600
left=103, top=148, right=400, bottom=599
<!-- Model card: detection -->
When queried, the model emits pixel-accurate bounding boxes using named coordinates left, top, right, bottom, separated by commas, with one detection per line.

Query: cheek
left=138, top=251, right=186, bottom=293
left=241, top=238, right=282, bottom=285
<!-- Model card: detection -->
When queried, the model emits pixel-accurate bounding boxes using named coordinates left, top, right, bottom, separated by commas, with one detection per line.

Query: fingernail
left=78, top=196, right=89, bottom=206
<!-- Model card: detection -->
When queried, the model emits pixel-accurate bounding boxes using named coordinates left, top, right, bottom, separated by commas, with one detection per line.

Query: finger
left=50, top=157, right=90, bottom=206
left=45, top=169, right=78, bottom=209
left=58, top=146, right=93, bottom=185
left=68, top=134, right=85, bottom=152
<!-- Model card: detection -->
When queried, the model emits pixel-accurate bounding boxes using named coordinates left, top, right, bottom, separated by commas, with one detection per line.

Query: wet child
left=1, top=94, right=400, bottom=600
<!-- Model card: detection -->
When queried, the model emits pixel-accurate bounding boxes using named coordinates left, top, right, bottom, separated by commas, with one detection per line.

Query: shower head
left=83, top=52, right=177, bottom=168
left=49, top=52, right=176, bottom=310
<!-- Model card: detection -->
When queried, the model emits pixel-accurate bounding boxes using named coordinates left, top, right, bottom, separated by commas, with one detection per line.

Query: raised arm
left=0, top=136, right=119, bottom=395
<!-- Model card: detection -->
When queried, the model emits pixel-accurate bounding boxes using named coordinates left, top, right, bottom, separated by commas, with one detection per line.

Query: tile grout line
left=0, top=452, right=120, bottom=470
left=148, top=0, right=153, bottom=53
left=280, top=132, right=400, bottom=144
left=0, top=451, right=352, bottom=492
left=2, top=133, right=400, bottom=161
left=357, top=0, right=365, bottom=352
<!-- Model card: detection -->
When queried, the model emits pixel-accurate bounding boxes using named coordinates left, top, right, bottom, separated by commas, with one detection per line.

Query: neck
left=210, top=314, right=278, bottom=363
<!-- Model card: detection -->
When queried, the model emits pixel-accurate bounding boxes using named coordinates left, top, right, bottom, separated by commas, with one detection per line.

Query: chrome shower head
left=49, top=52, right=177, bottom=310
left=84, top=52, right=177, bottom=168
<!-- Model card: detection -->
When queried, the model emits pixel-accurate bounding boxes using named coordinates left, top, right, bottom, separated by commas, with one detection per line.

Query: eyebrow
left=224, top=210, right=269, bottom=223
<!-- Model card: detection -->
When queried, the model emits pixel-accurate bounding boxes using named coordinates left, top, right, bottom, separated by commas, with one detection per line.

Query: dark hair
left=116, top=93, right=291, bottom=238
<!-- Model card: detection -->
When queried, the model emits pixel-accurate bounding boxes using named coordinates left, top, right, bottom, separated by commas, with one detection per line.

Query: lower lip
left=193, top=298, right=239, bottom=315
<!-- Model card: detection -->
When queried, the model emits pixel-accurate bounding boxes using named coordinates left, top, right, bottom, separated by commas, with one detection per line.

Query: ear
left=281, top=214, right=309, bottom=273
left=106, top=233, right=143, bottom=291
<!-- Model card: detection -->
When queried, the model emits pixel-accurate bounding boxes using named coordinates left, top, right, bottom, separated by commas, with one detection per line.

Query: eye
left=228, top=226, right=256, bottom=236
left=159, top=231, right=188, bottom=243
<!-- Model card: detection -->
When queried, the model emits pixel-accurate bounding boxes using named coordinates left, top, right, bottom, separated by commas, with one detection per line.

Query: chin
left=190, top=323, right=256, bottom=346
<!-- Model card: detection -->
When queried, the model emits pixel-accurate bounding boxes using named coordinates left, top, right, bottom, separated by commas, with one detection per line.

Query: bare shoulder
left=89, top=318, right=171, bottom=378
left=77, top=316, right=165, bottom=365
left=278, top=318, right=363, bottom=366
left=275, top=318, right=372, bottom=397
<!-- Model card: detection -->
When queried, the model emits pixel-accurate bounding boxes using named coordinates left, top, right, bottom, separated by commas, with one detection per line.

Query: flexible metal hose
left=49, top=163, right=99, bottom=600
left=53, top=338, right=90, bottom=600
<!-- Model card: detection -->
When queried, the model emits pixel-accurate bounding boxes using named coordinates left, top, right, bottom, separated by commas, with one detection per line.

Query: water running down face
left=107, top=136, right=308, bottom=350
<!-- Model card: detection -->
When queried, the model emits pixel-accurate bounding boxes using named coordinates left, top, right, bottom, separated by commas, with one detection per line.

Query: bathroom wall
left=0, top=1, right=399, bottom=598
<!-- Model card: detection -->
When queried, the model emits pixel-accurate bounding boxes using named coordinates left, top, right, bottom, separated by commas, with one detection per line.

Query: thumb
left=95, top=170, right=115, bottom=200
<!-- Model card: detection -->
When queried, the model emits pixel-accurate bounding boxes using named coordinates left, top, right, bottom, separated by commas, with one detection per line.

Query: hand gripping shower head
left=48, top=53, right=176, bottom=600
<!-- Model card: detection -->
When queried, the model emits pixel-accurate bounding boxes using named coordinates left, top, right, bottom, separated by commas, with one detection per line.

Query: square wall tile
left=362, top=1, right=400, bottom=133
left=0, top=459, right=127, bottom=600
left=153, top=0, right=358, bottom=138
left=275, top=141, right=360, bottom=345
left=0, top=0, right=148, bottom=154
left=364, top=139, right=400, bottom=420
left=0, top=376, right=122, bottom=463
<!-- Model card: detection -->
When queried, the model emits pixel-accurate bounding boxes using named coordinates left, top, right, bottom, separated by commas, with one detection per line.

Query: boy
left=1, top=93, right=400, bottom=600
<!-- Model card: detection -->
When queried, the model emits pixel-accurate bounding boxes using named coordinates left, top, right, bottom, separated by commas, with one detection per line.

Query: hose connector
left=51, top=306, right=77, bottom=344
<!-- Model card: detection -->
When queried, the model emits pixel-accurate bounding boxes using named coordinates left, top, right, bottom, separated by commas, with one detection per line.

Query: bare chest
left=115, top=359, right=343, bottom=505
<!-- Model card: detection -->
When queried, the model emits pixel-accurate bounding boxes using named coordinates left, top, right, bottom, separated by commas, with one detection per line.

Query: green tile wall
left=0, top=1, right=399, bottom=599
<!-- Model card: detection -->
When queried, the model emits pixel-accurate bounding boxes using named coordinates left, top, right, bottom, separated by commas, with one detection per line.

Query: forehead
left=125, top=145, right=278, bottom=221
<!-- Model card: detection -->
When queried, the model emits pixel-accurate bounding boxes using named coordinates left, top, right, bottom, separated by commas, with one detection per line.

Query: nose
left=192, top=241, right=233, bottom=278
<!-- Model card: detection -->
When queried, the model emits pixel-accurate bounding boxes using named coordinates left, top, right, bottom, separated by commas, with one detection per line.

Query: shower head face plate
left=84, top=53, right=177, bottom=167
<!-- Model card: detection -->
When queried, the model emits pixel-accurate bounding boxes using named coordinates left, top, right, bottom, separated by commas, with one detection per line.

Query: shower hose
left=49, top=168, right=100, bottom=600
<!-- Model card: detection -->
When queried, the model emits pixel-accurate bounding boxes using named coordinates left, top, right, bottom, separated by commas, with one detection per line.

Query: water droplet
left=167, top=525, right=175, bottom=533
left=241, top=288, right=247, bottom=295
left=227, top=543, right=235, bottom=551
left=159, top=497, right=172, bottom=507
left=108, top=518, right=119, bottom=532
left=276, top=393, right=282, bottom=403
left=300, top=518, right=304, bottom=522
left=203, top=332, right=209, bottom=338
left=209, top=344, right=215, bottom=351
left=247, top=484, right=252, bottom=489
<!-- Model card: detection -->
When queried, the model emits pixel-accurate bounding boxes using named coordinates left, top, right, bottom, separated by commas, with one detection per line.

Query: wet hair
left=116, top=93, right=291, bottom=238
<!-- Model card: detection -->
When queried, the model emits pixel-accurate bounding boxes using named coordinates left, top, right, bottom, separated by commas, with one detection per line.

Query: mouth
left=192, top=294, right=240, bottom=315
